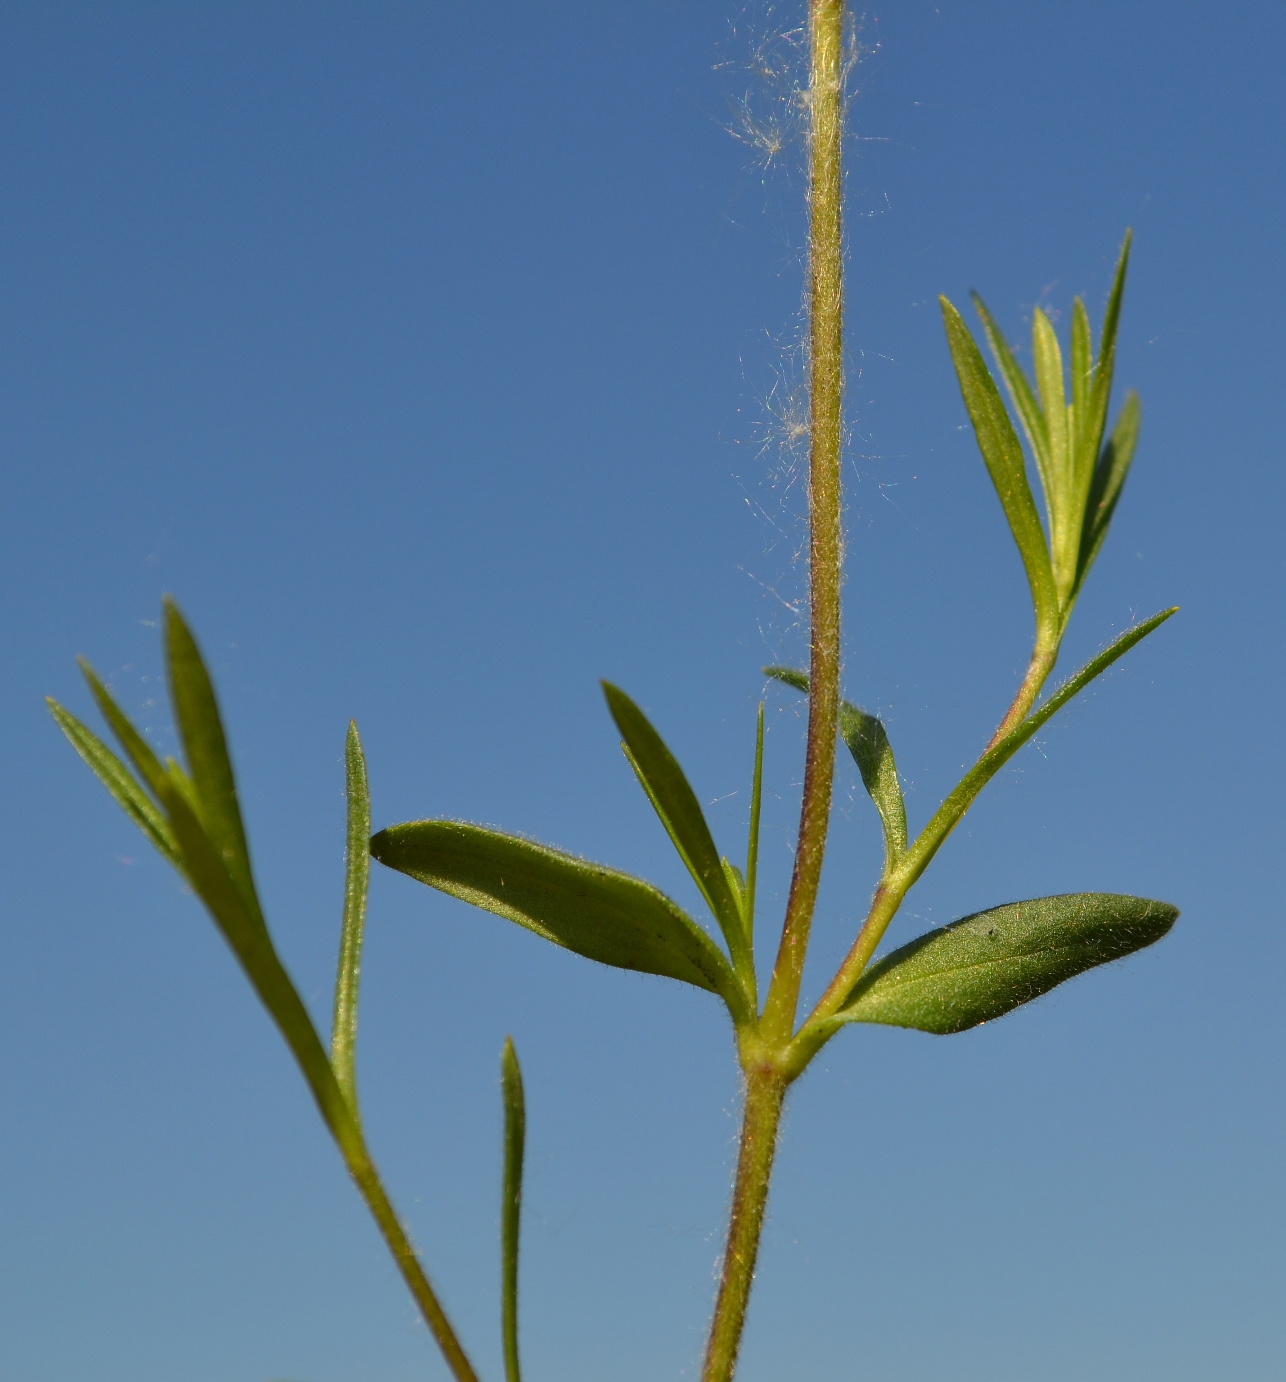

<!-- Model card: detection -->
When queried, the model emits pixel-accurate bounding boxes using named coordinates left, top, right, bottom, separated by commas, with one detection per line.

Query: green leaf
left=500, top=1036, right=525, bottom=1382
left=601, top=684, right=747, bottom=977
left=1075, top=390, right=1141, bottom=595
left=764, top=667, right=906, bottom=872
left=77, top=660, right=171, bottom=802
left=164, top=600, right=260, bottom=922
left=1069, top=297, right=1092, bottom=437
left=838, top=702, right=907, bottom=871
left=369, top=821, right=746, bottom=1018
left=940, top=296, right=1058, bottom=639
left=1074, top=231, right=1132, bottom=525
left=331, top=721, right=370, bottom=1109
left=47, top=699, right=180, bottom=865
left=971, top=293, right=1053, bottom=512
left=1031, top=305, right=1070, bottom=541
left=836, top=893, right=1177, bottom=1034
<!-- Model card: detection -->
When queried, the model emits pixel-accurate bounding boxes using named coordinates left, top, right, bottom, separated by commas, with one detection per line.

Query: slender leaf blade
left=1076, top=231, right=1132, bottom=519
left=1076, top=391, right=1141, bottom=594
left=500, top=1037, right=525, bottom=1382
left=602, top=684, right=744, bottom=962
left=48, top=699, right=180, bottom=865
left=163, top=599, right=259, bottom=920
left=971, top=292, right=1052, bottom=507
left=77, top=660, right=171, bottom=802
left=1069, top=297, right=1092, bottom=436
left=370, top=821, right=745, bottom=1015
left=837, top=893, right=1177, bottom=1034
left=940, top=296, right=1058, bottom=637
left=331, top=721, right=370, bottom=1108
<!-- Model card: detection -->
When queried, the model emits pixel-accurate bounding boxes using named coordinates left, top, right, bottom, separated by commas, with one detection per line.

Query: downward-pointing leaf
left=838, top=702, right=907, bottom=872
left=164, top=600, right=260, bottom=922
left=837, top=893, right=1177, bottom=1034
left=601, top=684, right=747, bottom=977
left=764, top=667, right=906, bottom=871
left=370, top=821, right=745, bottom=1018
left=940, top=297, right=1058, bottom=639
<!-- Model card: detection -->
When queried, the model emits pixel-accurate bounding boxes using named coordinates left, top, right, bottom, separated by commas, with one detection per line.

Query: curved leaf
left=501, top=1036, right=525, bottom=1382
left=764, top=667, right=905, bottom=871
left=837, top=892, right=1177, bottom=1035
left=370, top=821, right=745, bottom=1016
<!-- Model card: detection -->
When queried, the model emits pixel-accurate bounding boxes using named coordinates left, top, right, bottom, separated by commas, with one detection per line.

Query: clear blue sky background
left=2, top=3, right=1282, bottom=1379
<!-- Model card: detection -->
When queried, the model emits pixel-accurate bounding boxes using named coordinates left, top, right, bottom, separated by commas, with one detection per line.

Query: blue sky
left=2, top=3, right=1283, bottom=1379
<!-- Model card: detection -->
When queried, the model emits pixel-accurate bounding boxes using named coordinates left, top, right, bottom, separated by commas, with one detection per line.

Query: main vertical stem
left=700, top=1067, right=788, bottom=1382
left=762, top=0, right=846, bottom=1045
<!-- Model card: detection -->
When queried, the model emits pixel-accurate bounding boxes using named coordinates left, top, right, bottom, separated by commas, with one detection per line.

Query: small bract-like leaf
left=837, top=893, right=1177, bottom=1035
left=940, top=297, right=1058, bottom=639
left=838, top=702, right=907, bottom=871
left=764, top=667, right=906, bottom=872
left=370, top=821, right=745, bottom=1017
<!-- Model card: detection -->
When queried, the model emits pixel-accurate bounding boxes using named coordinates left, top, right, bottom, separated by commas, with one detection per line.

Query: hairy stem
left=761, top=0, right=846, bottom=1044
left=701, top=1065, right=789, bottom=1382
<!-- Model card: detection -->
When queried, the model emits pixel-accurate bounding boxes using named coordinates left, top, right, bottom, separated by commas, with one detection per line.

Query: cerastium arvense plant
left=49, top=3, right=1176, bottom=1378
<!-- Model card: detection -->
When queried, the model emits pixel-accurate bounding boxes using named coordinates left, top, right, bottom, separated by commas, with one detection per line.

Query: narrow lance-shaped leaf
left=78, top=659, right=172, bottom=802
left=500, top=1037, right=525, bottom=1382
left=764, top=668, right=906, bottom=872
left=1075, top=390, right=1140, bottom=596
left=47, top=699, right=180, bottom=865
left=940, top=296, right=1059, bottom=640
left=1074, top=230, right=1132, bottom=523
left=835, top=893, right=1177, bottom=1034
left=1069, top=297, right=1092, bottom=441
left=601, top=684, right=748, bottom=978
left=971, top=292, right=1052, bottom=508
left=331, top=721, right=370, bottom=1110
left=1031, top=306, right=1071, bottom=567
left=370, top=821, right=747, bottom=1020
left=164, top=599, right=260, bottom=922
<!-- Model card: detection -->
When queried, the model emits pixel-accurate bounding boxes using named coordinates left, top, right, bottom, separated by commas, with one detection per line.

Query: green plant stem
left=986, top=635, right=1057, bottom=750
left=336, top=1123, right=482, bottom=1382
left=700, top=1063, right=789, bottom=1382
left=761, top=0, right=846, bottom=1045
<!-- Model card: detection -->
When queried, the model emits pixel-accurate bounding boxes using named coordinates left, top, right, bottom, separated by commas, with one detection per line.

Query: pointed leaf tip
left=838, top=893, right=1177, bottom=1034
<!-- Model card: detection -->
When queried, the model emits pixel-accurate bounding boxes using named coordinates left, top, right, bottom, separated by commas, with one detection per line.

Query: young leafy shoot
left=369, top=821, right=748, bottom=1021
left=833, top=893, right=1177, bottom=1035
left=50, top=601, right=482, bottom=1382
left=500, top=1037, right=526, bottom=1382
